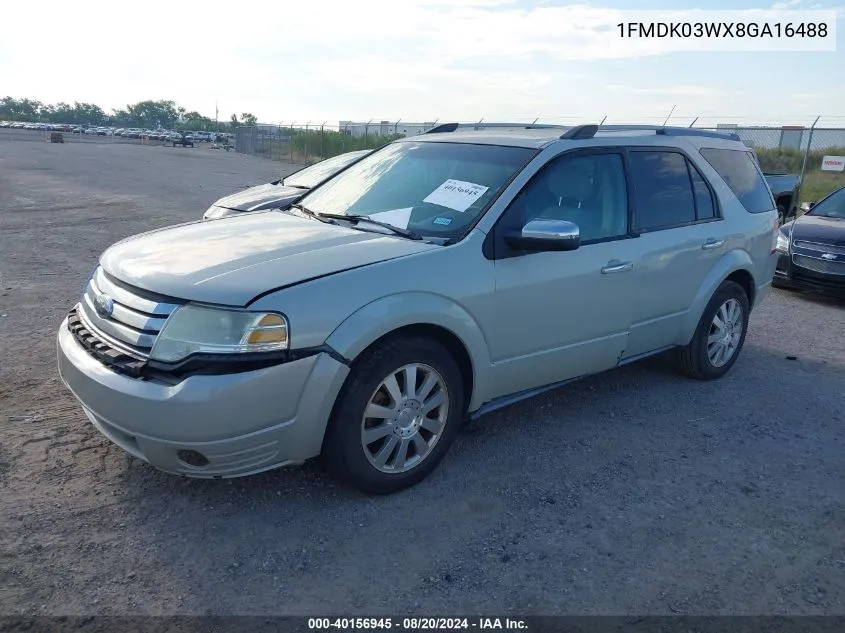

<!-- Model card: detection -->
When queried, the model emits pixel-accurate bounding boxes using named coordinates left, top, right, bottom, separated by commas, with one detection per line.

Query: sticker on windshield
left=423, top=179, right=489, bottom=213
left=433, top=216, right=453, bottom=226
left=366, top=207, right=412, bottom=229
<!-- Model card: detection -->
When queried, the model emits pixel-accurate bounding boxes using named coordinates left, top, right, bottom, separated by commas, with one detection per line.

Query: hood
left=788, top=213, right=845, bottom=247
left=212, top=182, right=306, bottom=212
left=100, top=212, right=439, bottom=305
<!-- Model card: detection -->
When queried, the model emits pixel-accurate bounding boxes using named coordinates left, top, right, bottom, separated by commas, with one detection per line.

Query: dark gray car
left=203, top=149, right=371, bottom=219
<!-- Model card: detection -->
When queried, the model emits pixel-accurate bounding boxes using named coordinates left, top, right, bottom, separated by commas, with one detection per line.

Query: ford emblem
left=820, top=253, right=836, bottom=260
left=94, top=293, right=114, bottom=318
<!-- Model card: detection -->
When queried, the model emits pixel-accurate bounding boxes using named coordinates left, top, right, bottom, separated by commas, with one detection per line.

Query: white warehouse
left=338, top=121, right=438, bottom=138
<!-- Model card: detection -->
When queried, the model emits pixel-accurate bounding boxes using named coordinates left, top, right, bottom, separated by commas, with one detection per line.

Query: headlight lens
left=776, top=231, right=790, bottom=253
left=150, top=305, right=289, bottom=363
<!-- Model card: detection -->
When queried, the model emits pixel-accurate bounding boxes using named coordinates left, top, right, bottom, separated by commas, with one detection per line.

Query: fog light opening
left=177, top=450, right=209, bottom=467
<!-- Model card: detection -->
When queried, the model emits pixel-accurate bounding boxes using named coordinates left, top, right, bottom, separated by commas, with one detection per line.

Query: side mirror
left=800, top=201, right=815, bottom=214
left=504, top=219, right=581, bottom=252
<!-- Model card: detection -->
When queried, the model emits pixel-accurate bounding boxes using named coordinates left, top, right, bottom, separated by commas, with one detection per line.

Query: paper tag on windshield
left=423, top=179, right=489, bottom=213
left=366, top=207, right=412, bottom=229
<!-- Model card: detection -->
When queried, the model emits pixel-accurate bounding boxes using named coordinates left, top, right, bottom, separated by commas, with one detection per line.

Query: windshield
left=296, top=140, right=536, bottom=239
left=283, top=151, right=370, bottom=189
left=809, top=187, right=845, bottom=219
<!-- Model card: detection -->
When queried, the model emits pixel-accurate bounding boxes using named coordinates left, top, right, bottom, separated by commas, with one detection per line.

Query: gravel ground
left=1, top=140, right=844, bottom=617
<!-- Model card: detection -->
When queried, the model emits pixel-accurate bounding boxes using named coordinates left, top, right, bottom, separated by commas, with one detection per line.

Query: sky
left=1, top=0, right=843, bottom=127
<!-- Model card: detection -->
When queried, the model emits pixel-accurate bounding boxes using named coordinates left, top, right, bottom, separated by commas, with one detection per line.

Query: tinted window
left=630, top=151, right=695, bottom=231
left=689, top=162, right=716, bottom=220
left=507, top=153, right=629, bottom=242
left=700, top=148, right=774, bottom=213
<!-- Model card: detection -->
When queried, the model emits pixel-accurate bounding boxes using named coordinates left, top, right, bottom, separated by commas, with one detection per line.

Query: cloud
left=0, top=0, right=842, bottom=122
left=610, top=85, right=740, bottom=98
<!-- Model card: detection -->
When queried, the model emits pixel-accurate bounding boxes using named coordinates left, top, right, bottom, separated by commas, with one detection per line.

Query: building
left=338, top=121, right=437, bottom=138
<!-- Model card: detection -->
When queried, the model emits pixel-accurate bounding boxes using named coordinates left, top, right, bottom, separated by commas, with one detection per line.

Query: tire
left=322, top=335, right=465, bottom=494
left=675, top=280, right=750, bottom=380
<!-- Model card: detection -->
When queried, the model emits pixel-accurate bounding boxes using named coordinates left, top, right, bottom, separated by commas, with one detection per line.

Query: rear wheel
left=675, top=280, right=750, bottom=380
left=322, top=335, right=464, bottom=494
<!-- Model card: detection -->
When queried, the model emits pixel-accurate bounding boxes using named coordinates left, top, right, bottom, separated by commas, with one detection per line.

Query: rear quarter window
left=699, top=148, right=774, bottom=214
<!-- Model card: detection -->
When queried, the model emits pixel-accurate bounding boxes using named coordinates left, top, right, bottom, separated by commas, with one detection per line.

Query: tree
left=241, top=112, right=257, bottom=126
left=0, top=95, right=235, bottom=129
left=0, top=96, right=43, bottom=121
left=181, top=110, right=215, bottom=131
left=230, top=113, right=239, bottom=127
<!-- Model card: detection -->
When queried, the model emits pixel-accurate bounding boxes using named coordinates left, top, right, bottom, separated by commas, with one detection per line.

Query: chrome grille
left=793, top=240, right=845, bottom=256
left=792, top=254, right=845, bottom=276
left=77, top=267, right=181, bottom=358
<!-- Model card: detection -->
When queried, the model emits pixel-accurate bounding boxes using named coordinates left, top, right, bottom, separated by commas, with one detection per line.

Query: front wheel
left=675, top=280, right=750, bottom=380
left=322, top=335, right=465, bottom=494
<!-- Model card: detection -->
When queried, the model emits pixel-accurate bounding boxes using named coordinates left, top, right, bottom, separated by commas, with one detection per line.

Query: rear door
left=622, top=148, right=727, bottom=360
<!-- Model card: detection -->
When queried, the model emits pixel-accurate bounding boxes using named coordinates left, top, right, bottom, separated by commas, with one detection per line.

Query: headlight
left=775, top=231, right=790, bottom=253
left=150, top=305, right=289, bottom=363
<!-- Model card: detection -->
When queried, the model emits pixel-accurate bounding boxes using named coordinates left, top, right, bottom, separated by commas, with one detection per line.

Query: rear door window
left=629, top=150, right=696, bottom=231
left=699, top=148, right=774, bottom=213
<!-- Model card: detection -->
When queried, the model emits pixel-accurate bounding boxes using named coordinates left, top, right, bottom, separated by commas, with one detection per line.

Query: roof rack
left=425, top=122, right=460, bottom=134
left=425, top=121, right=570, bottom=134
left=423, top=122, right=740, bottom=142
left=559, top=124, right=599, bottom=140
left=559, top=124, right=740, bottom=141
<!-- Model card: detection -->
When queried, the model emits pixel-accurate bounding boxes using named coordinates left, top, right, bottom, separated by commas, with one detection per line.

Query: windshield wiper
left=313, top=212, right=423, bottom=240
left=290, top=203, right=337, bottom=224
left=290, top=205, right=422, bottom=239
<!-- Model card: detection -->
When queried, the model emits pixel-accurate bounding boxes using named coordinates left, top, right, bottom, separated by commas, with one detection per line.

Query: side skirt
left=467, top=345, right=677, bottom=422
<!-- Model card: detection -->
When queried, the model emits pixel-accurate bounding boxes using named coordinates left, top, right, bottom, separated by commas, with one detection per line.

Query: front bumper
left=57, top=316, right=349, bottom=478
left=774, top=250, right=845, bottom=296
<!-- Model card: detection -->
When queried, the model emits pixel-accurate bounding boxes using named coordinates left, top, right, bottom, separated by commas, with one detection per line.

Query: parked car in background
left=203, top=149, right=372, bottom=219
left=774, top=186, right=845, bottom=295
left=58, top=123, right=778, bottom=493
left=764, top=173, right=802, bottom=224
left=169, top=131, right=194, bottom=147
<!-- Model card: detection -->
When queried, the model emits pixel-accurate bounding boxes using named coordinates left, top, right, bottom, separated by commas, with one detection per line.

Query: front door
left=485, top=149, right=639, bottom=399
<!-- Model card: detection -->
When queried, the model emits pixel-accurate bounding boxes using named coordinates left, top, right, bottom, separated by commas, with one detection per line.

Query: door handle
left=701, top=239, right=724, bottom=250
left=601, top=261, right=633, bottom=274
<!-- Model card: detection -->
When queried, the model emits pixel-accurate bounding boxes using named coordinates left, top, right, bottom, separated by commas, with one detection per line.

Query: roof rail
left=425, top=122, right=460, bottom=134
left=425, top=121, right=572, bottom=134
left=559, top=124, right=599, bottom=140
left=596, top=124, right=740, bottom=141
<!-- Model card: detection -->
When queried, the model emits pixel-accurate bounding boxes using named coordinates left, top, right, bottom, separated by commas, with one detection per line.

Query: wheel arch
left=679, top=250, right=757, bottom=346
left=324, top=292, right=493, bottom=412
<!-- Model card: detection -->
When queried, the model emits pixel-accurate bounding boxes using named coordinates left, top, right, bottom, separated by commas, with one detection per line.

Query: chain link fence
left=234, top=123, right=406, bottom=166
left=702, top=126, right=845, bottom=205
left=234, top=121, right=845, bottom=204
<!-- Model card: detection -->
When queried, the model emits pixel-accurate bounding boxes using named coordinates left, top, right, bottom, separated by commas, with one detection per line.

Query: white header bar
left=611, top=10, right=836, bottom=52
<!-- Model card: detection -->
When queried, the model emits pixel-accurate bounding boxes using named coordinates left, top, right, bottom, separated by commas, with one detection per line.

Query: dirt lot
left=1, top=140, right=844, bottom=617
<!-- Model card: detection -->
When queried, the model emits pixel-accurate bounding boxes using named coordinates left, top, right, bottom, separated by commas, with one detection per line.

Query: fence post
left=290, top=121, right=295, bottom=163
left=305, top=121, right=311, bottom=164
left=799, top=115, right=820, bottom=186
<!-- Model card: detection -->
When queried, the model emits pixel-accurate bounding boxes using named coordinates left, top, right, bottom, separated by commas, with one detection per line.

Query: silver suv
left=57, top=123, right=779, bottom=494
